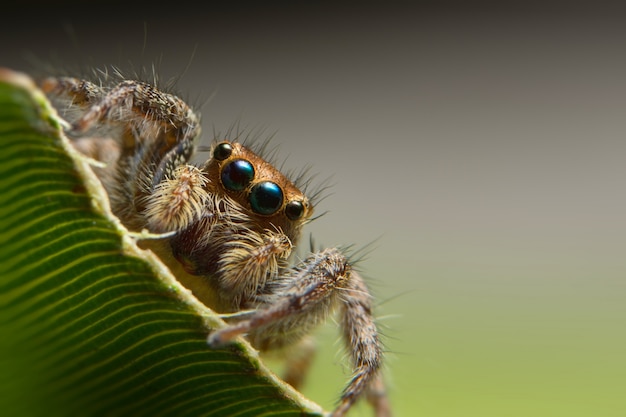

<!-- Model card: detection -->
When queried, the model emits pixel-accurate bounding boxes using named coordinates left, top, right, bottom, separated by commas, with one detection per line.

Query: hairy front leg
left=208, top=248, right=388, bottom=417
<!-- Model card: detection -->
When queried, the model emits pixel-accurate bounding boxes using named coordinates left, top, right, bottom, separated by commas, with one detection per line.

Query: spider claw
left=206, top=326, right=241, bottom=348
left=206, top=331, right=223, bottom=348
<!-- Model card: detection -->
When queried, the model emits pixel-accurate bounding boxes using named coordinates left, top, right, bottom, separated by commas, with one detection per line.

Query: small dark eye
left=250, top=181, right=283, bottom=215
left=285, top=200, right=305, bottom=220
left=221, top=159, right=254, bottom=191
left=213, top=142, right=233, bottom=161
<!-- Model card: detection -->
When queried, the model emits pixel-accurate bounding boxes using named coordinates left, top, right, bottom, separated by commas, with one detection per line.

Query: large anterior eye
left=250, top=181, right=283, bottom=215
left=221, top=159, right=254, bottom=191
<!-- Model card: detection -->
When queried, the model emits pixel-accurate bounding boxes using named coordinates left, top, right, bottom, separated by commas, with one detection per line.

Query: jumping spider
left=40, top=74, right=390, bottom=417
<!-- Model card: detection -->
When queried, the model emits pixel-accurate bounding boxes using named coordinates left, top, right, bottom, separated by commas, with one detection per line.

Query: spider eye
left=285, top=200, right=305, bottom=220
left=250, top=181, right=283, bottom=215
left=213, top=142, right=233, bottom=161
left=221, top=159, right=254, bottom=191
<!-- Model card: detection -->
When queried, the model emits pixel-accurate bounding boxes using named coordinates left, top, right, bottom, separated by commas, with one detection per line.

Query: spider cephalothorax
left=41, top=74, right=391, bottom=417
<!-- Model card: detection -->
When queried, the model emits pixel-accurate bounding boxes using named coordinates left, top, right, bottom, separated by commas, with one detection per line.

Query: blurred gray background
left=4, top=2, right=626, bottom=416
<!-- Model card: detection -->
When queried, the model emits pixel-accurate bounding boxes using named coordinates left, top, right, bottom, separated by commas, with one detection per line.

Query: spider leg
left=41, top=77, right=200, bottom=145
left=336, top=269, right=390, bottom=417
left=40, top=76, right=105, bottom=108
left=208, top=247, right=388, bottom=417
left=41, top=76, right=204, bottom=232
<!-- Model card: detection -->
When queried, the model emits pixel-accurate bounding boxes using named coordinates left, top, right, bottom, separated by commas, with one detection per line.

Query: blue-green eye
left=250, top=181, right=283, bottom=215
left=221, top=159, right=254, bottom=191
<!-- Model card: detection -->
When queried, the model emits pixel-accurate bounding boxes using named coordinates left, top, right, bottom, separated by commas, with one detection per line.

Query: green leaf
left=0, top=68, right=324, bottom=417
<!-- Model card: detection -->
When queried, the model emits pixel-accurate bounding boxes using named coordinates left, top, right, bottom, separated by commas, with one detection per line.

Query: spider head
left=167, top=140, right=313, bottom=281
left=204, top=140, right=313, bottom=234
